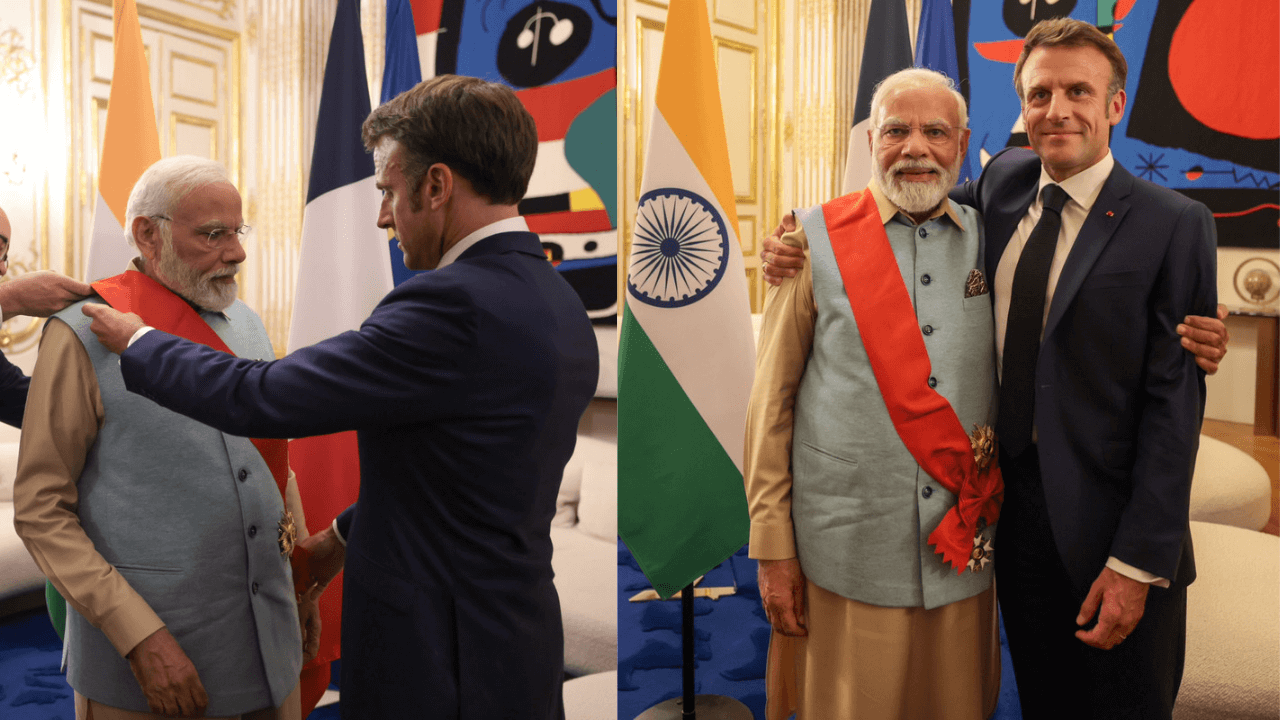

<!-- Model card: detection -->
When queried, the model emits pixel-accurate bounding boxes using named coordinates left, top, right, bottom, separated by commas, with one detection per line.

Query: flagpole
left=682, top=583, right=694, bottom=718
left=633, top=584, right=752, bottom=720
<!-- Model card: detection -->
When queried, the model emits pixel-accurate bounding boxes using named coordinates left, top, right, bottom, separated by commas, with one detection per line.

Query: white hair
left=868, top=67, right=969, bottom=130
left=123, top=156, right=232, bottom=247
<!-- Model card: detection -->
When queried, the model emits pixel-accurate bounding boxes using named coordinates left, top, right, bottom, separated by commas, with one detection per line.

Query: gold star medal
left=970, top=425, right=996, bottom=472
left=277, top=510, right=297, bottom=557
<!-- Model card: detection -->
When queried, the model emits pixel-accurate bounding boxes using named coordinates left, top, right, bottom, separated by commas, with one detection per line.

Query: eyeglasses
left=876, top=123, right=964, bottom=145
left=149, top=215, right=251, bottom=250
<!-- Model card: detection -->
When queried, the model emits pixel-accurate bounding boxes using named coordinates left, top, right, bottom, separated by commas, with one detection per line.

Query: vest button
left=918, top=227, right=928, bottom=238
left=922, top=325, right=934, bottom=336
left=928, top=376, right=938, bottom=388
left=251, top=582, right=259, bottom=595
left=248, top=525, right=257, bottom=538
left=238, top=469, right=248, bottom=482
left=921, top=274, right=931, bottom=285
left=922, top=486, right=933, bottom=499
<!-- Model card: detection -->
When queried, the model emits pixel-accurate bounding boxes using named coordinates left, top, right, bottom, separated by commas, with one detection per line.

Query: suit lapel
left=1042, top=164, right=1134, bottom=342
left=981, top=151, right=1040, bottom=282
left=986, top=181, right=1039, bottom=281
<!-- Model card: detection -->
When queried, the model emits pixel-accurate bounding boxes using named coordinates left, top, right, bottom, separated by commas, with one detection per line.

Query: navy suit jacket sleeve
left=118, top=276, right=480, bottom=439
left=0, top=352, right=30, bottom=428
left=1109, top=199, right=1216, bottom=577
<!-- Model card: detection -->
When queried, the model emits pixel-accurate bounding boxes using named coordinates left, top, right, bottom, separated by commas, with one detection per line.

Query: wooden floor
left=1201, top=419, right=1280, bottom=536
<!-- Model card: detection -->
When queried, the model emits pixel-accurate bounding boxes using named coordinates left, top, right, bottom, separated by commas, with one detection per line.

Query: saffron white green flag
left=85, top=0, right=161, bottom=281
left=618, top=0, right=755, bottom=599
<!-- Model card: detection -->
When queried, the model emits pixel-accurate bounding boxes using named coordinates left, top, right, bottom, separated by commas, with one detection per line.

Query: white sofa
left=552, top=431, right=618, bottom=676
left=1188, top=435, right=1272, bottom=531
left=1177, top=521, right=1280, bottom=719
left=0, top=441, right=44, bottom=605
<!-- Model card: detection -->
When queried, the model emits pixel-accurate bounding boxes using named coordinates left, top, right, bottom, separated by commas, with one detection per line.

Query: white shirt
left=994, top=151, right=1114, bottom=378
left=993, top=151, right=1167, bottom=588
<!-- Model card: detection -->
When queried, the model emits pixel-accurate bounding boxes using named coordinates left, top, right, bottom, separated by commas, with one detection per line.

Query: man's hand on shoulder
left=126, top=627, right=209, bottom=717
left=1177, top=303, right=1230, bottom=374
left=82, top=303, right=145, bottom=355
left=0, top=270, right=92, bottom=321
left=758, top=557, right=808, bottom=636
left=1074, top=566, right=1149, bottom=651
left=760, top=214, right=805, bottom=286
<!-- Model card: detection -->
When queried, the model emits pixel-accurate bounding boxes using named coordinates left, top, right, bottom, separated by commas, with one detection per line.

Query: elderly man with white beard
left=744, top=67, right=1002, bottom=720
left=13, top=156, right=315, bottom=719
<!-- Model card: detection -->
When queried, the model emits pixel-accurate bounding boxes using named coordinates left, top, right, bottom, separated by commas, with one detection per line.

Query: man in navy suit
left=760, top=19, right=1222, bottom=719
left=83, top=76, right=599, bottom=719
left=947, top=20, right=1215, bottom=718
left=0, top=205, right=93, bottom=426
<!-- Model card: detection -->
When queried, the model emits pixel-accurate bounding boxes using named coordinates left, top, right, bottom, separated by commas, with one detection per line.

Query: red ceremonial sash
left=820, top=191, right=1002, bottom=574
left=91, top=271, right=311, bottom=586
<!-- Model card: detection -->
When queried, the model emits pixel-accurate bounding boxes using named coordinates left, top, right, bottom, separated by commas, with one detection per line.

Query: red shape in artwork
left=525, top=209, right=614, bottom=234
left=1168, top=0, right=1280, bottom=140
left=1115, top=0, right=1138, bottom=21
left=974, top=38, right=1025, bottom=64
left=516, top=69, right=617, bottom=142
left=1185, top=167, right=1204, bottom=181
left=1213, top=203, right=1280, bottom=218
left=410, top=0, right=443, bottom=34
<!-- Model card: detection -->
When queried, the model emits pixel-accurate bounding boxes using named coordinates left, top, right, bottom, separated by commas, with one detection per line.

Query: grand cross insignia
left=277, top=510, right=296, bottom=557
left=967, top=531, right=994, bottom=572
left=965, top=425, right=998, bottom=572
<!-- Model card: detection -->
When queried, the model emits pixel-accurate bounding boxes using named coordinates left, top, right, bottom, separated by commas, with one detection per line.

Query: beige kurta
left=12, top=263, right=308, bottom=719
left=744, top=184, right=1000, bottom=720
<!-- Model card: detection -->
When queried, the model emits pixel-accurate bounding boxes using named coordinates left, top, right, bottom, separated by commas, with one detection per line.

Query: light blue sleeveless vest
left=55, top=295, right=301, bottom=715
left=791, top=199, right=998, bottom=609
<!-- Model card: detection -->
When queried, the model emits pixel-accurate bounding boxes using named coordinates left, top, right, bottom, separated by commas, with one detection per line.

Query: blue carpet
left=0, top=609, right=72, bottom=720
left=618, top=541, right=1024, bottom=720
left=0, top=608, right=341, bottom=719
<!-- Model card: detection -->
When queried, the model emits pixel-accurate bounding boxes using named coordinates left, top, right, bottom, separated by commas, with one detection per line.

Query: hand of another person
left=82, top=303, right=145, bottom=355
left=758, top=557, right=808, bottom=636
left=298, top=584, right=323, bottom=664
left=126, top=627, right=210, bottom=717
left=0, top=270, right=92, bottom=320
left=760, top=214, right=805, bottom=286
left=1177, top=303, right=1230, bottom=375
left=1074, top=566, right=1149, bottom=650
left=297, top=524, right=346, bottom=590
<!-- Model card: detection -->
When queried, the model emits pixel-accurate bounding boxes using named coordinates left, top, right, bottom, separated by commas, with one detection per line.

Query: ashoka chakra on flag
left=628, top=187, right=730, bottom=308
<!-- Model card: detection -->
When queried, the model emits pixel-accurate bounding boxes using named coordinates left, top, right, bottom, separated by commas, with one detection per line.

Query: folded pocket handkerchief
left=965, top=268, right=989, bottom=298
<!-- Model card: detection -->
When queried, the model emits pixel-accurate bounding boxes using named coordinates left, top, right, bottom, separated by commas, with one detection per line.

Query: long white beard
left=155, top=234, right=238, bottom=311
left=875, top=155, right=961, bottom=217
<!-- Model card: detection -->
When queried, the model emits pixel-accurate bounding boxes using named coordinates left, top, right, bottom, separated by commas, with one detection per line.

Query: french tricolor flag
left=287, top=0, right=390, bottom=711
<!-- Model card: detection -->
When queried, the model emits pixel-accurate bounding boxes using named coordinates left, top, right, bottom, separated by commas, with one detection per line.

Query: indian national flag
left=85, top=0, right=161, bottom=281
left=47, top=0, right=162, bottom=641
left=617, top=0, right=754, bottom=599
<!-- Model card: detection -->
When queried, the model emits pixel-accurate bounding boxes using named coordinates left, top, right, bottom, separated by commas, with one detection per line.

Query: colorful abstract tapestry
left=959, top=0, right=1278, bottom=248
left=411, top=0, right=618, bottom=320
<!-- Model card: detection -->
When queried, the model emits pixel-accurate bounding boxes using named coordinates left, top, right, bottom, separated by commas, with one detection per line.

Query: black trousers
left=995, top=447, right=1186, bottom=720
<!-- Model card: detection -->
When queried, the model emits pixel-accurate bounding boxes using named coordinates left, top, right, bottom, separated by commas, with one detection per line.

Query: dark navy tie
left=998, top=183, right=1069, bottom=458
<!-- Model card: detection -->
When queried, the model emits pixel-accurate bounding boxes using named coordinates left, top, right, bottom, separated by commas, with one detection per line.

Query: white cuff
left=126, top=326, right=155, bottom=348
left=1106, top=556, right=1170, bottom=588
left=330, top=517, right=347, bottom=546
